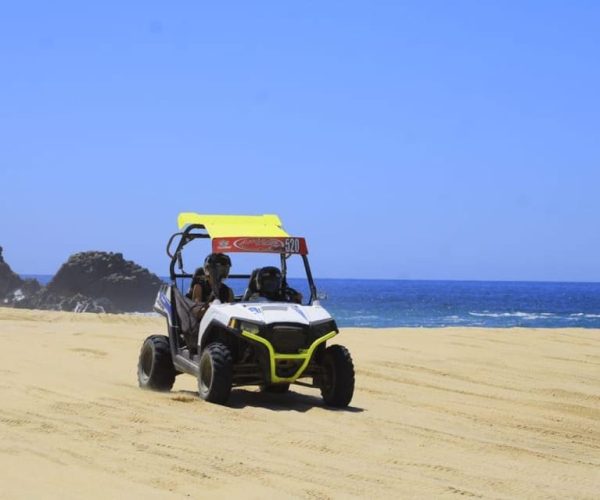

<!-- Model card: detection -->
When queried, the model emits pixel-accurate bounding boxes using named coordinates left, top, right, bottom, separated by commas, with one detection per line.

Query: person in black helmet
left=192, top=253, right=234, bottom=318
left=251, top=266, right=302, bottom=304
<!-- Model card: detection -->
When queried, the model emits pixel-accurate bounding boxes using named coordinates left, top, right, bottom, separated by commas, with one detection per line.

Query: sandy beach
left=0, top=308, right=598, bottom=499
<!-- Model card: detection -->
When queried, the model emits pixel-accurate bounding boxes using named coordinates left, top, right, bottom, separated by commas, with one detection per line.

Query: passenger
left=186, top=266, right=205, bottom=300
left=251, top=266, right=302, bottom=304
left=192, top=253, right=234, bottom=318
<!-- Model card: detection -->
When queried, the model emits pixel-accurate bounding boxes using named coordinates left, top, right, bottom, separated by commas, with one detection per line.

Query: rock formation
left=4, top=249, right=163, bottom=313
left=0, top=246, right=41, bottom=304
left=0, top=246, right=22, bottom=299
left=44, top=251, right=163, bottom=312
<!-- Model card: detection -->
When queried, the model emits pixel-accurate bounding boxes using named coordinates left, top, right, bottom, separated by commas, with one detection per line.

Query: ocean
left=21, top=274, right=600, bottom=328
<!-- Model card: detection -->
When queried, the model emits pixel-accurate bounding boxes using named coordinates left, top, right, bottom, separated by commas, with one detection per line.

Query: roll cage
left=166, top=223, right=318, bottom=304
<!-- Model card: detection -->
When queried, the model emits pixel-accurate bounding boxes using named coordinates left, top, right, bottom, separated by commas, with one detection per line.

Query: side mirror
left=316, top=291, right=328, bottom=301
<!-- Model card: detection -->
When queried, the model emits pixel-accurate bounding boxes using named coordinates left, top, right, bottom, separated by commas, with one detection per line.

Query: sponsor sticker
left=234, top=238, right=284, bottom=252
left=212, top=237, right=308, bottom=254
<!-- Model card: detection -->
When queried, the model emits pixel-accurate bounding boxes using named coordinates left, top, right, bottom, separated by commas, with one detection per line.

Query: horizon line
left=18, top=273, right=600, bottom=286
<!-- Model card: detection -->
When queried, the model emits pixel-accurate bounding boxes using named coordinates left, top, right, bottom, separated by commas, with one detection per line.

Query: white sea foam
left=467, top=311, right=600, bottom=322
left=442, top=315, right=462, bottom=323
left=468, top=311, right=555, bottom=321
left=347, top=314, right=380, bottom=320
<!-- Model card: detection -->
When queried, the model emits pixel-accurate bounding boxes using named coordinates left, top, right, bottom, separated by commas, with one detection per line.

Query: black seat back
left=186, top=267, right=205, bottom=299
left=242, top=268, right=260, bottom=301
left=172, top=286, right=200, bottom=345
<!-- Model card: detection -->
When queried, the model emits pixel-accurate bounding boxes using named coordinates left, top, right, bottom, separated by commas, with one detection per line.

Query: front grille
left=260, top=324, right=309, bottom=353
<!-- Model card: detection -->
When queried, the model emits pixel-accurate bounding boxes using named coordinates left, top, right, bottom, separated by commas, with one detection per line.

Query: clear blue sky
left=1, top=1, right=599, bottom=281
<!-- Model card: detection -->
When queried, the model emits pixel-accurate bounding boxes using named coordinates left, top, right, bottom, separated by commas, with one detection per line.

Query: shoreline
left=2, top=307, right=600, bottom=330
left=7, top=277, right=600, bottom=330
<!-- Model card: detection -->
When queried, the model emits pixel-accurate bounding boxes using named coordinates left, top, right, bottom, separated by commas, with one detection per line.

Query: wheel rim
left=139, top=343, right=153, bottom=382
left=199, top=353, right=213, bottom=395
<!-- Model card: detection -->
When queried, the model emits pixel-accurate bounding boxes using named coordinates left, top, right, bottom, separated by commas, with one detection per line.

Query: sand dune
left=0, top=308, right=598, bottom=498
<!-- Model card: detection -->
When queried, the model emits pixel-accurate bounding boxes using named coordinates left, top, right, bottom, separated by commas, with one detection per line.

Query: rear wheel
left=198, top=342, right=233, bottom=404
left=137, top=335, right=176, bottom=391
left=320, top=345, right=355, bottom=407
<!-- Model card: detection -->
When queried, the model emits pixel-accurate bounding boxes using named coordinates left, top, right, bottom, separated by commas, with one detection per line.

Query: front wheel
left=319, top=345, right=355, bottom=407
left=137, top=335, right=176, bottom=391
left=198, top=342, right=233, bottom=404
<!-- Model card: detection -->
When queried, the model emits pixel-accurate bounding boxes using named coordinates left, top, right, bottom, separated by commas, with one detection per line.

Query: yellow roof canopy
left=177, top=213, right=289, bottom=238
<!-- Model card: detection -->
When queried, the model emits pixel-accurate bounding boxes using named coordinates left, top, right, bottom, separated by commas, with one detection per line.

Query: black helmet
left=204, top=253, right=231, bottom=280
left=255, top=266, right=282, bottom=295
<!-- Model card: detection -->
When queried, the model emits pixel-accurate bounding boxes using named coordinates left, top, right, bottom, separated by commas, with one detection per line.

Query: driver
left=251, top=266, right=302, bottom=304
left=192, top=253, right=234, bottom=317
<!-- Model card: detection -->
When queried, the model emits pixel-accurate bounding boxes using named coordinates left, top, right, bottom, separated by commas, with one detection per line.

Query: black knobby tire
left=137, top=335, right=176, bottom=391
left=198, top=342, right=233, bottom=404
left=320, top=345, right=355, bottom=407
left=260, top=383, right=290, bottom=394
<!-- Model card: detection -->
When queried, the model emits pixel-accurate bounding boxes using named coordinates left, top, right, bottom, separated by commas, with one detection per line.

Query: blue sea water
left=21, top=274, right=600, bottom=328
left=308, top=279, right=600, bottom=328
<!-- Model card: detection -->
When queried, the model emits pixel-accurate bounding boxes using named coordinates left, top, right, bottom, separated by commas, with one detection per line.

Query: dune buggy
left=137, top=213, right=355, bottom=407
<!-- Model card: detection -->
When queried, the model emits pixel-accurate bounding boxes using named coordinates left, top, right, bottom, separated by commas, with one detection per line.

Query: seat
left=172, top=286, right=201, bottom=350
left=242, top=268, right=260, bottom=301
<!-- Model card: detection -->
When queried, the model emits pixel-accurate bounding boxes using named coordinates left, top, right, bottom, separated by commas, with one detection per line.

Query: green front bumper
left=241, top=329, right=337, bottom=384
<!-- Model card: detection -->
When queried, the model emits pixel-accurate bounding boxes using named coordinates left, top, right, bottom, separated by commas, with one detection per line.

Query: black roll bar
left=302, top=254, right=318, bottom=305
left=167, top=225, right=319, bottom=303
left=168, top=224, right=209, bottom=282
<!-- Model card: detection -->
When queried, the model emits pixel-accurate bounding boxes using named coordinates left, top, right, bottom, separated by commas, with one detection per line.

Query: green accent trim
left=241, top=330, right=337, bottom=383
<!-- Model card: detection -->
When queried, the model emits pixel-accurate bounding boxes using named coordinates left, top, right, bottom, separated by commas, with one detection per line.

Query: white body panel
left=198, top=300, right=333, bottom=346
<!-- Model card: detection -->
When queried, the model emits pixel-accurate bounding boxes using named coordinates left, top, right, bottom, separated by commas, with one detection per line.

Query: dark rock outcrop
left=0, top=246, right=41, bottom=304
left=10, top=251, right=163, bottom=313
left=0, top=246, right=23, bottom=299
left=47, top=251, right=163, bottom=312
left=18, top=291, right=115, bottom=314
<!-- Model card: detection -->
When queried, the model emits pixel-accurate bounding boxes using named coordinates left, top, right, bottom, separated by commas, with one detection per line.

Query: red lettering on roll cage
left=212, top=237, right=308, bottom=255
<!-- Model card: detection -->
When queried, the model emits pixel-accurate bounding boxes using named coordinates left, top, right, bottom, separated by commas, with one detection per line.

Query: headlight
left=239, top=321, right=261, bottom=334
left=310, top=319, right=338, bottom=338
